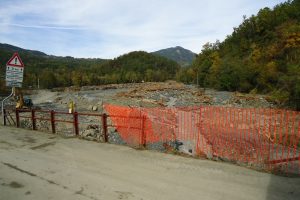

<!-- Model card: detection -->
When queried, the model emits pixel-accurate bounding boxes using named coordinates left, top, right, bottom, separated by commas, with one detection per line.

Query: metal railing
left=4, top=108, right=108, bottom=142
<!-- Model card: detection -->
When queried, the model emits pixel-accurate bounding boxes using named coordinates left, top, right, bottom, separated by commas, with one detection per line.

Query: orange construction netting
left=104, top=104, right=300, bottom=174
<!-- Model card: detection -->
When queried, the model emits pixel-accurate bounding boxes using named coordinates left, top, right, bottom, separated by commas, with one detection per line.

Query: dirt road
left=0, top=126, right=299, bottom=200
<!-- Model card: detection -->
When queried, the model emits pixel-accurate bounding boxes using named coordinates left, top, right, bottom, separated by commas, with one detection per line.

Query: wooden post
left=31, top=109, right=36, bottom=130
left=73, top=112, right=79, bottom=136
left=102, top=114, right=108, bottom=142
left=50, top=110, right=56, bottom=134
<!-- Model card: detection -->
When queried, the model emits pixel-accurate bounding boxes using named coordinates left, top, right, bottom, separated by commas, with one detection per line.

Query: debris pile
left=227, top=92, right=275, bottom=108
left=116, top=82, right=212, bottom=107
left=80, top=124, right=103, bottom=141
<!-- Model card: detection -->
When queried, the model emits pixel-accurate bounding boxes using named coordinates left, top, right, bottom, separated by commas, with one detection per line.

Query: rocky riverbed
left=26, top=81, right=276, bottom=112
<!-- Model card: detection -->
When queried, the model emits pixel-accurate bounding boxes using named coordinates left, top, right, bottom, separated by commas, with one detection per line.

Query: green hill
left=0, top=44, right=179, bottom=90
left=0, top=43, right=47, bottom=57
left=93, top=51, right=180, bottom=84
left=152, top=46, right=196, bottom=66
left=0, top=43, right=107, bottom=90
left=177, top=0, right=300, bottom=109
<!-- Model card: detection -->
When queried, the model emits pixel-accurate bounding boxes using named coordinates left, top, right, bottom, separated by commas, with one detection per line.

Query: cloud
left=1, top=23, right=86, bottom=30
left=0, top=0, right=287, bottom=58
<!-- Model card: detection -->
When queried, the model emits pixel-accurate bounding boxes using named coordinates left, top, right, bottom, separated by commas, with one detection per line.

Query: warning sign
left=5, top=53, right=25, bottom=87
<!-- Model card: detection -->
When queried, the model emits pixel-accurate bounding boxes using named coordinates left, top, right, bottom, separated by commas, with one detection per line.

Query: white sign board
left=5, top=53, right=24, bottom=87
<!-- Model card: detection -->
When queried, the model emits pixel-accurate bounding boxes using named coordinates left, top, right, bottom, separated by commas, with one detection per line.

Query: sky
left=0, top=0, right=287, bottom=59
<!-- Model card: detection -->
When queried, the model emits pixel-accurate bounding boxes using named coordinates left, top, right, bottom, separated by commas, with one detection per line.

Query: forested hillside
left=96, top=51, right=180, bottom=84
left=0, top=46, right=179, bottom=90
left=0, top=46, right=106, bottom=91
left=177, top=0, right=300, bottom=109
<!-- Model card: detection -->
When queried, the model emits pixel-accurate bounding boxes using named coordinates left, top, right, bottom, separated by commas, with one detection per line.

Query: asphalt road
left=0, top=126, right=299, bottom=200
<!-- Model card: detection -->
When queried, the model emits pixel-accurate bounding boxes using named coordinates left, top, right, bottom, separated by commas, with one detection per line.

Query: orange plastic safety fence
left=104, top=104, right=300, bottom=174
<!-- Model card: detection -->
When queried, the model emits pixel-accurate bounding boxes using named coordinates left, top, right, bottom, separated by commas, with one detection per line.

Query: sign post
left=1, top=52, right=25, bottom=124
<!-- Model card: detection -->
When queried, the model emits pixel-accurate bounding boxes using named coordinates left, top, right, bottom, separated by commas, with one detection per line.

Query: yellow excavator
left=13, top=88, right=33, bottom=109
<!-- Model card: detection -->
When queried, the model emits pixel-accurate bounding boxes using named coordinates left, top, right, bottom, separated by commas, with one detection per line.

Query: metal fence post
left=73, top=112, right=79, bottom=136
left=16, top=109, right=20, bottom=128
left=141, top=115, right=146, bottom=148
left=31, top=109, right=36, bottom=130
left=3, top=109, right=6, bottom=126
left=102, top=113, right=108, bottom=142
left=50, top=110, right=56, bottom=134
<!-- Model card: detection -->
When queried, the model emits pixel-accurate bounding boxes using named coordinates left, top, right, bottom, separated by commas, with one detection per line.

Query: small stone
left=92, top=106, right=98, bottom=111
left=82, top=129, right=96, bottom=137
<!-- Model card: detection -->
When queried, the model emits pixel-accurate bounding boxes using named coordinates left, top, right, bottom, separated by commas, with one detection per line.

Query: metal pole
left=141, top=115, right=146, bottom=148
left=50, top=110, right=56, bottom=134
left=31, top=109, right=36, bottom=130
left=16, top=109, right=20, bottom=128
left=1, top=87, right=14, bottom=125
left=102, top=114, right=108, bottom=142
left=73, top=112, right=79, bottom=136
left=3, top=109, right=6, bottom=126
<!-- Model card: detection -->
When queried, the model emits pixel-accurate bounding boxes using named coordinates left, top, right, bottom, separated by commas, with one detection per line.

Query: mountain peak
left=152, top=46, right=196, bottom=66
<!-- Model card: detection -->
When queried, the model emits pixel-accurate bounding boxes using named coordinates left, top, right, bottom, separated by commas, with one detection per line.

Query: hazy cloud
left=0, top=0, right=286, bottom=58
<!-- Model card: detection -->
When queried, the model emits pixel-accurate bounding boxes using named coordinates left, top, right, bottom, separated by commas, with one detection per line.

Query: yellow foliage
left=285, top=33, right=300, bottom=48
left=265, top=61, right=278, bottom=79
left=250, top=44, right=262, bottom=62
left=209, top=52, right=221, bottom=74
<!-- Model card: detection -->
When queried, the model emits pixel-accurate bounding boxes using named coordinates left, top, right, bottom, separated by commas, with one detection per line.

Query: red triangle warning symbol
left=7, top=52, right=24, bottom=67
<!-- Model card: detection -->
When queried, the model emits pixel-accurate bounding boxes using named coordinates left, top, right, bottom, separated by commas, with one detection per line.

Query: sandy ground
left=0, top=126, right=299, bottom=200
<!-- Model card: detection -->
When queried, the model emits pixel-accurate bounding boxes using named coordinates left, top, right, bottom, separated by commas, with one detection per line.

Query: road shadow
left=266, top=169, right=300, bottom=200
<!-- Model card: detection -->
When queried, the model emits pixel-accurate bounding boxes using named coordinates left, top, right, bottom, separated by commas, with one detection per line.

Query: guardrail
left=4, top=109, right=109, bottom=142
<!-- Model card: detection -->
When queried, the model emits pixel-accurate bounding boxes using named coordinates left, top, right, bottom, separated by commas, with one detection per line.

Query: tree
left=40, top=70, right=57, bottom=89
left=71, top=71, right=83, bottom=87
left=188, top=0, right=300, bottom=109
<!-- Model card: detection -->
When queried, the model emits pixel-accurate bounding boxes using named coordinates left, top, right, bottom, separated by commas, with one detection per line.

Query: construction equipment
left=14, top=88, right=33, bottom=109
